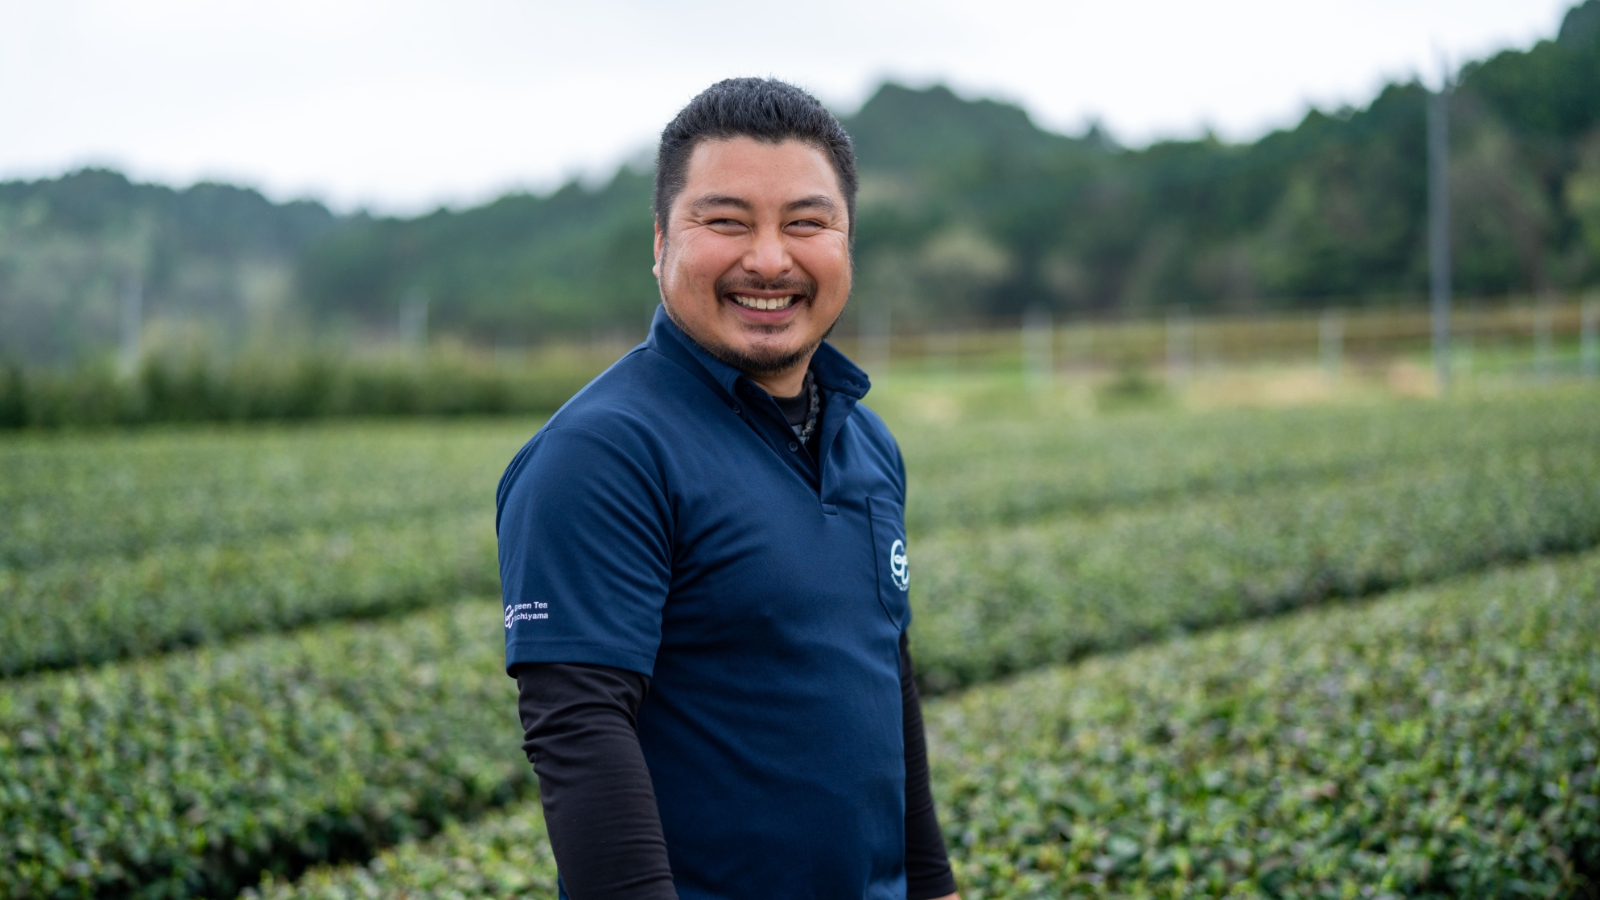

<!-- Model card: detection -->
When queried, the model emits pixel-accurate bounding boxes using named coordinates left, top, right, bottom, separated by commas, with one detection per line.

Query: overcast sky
left=0, top=0, right=1573, bottom=214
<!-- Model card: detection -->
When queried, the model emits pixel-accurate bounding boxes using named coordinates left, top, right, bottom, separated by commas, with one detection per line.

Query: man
left=497, top=77, right=959, bottom=900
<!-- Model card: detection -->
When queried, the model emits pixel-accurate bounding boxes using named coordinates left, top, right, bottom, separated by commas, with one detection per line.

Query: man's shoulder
left=540, top=339, right=710, bottom=432
left=497, top=345, right=710, bottom=498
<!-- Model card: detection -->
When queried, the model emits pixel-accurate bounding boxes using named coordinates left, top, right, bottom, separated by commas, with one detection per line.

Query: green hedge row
left=896, top=388, right=1600, bottom=535
left=7, top=388, right=1593, bottom=572
left=249, top=810, right=559, bottom=900
left=247, top=551, right=1600, bottom=899
left=0, top=351, right=600, bottom=430
left=911, top=441, right=1600, bottom=691
left=0, top=419, right=530, bottom=571
left=0, top=512, right=497, bottom=676
left=6, top=441, right=1599, bottom=896
left=6, top=407, right=1596, bottom=682
left=6, top=390, right=1597, bottom=678
left=932, top=552, right=1600, bottom=897
left=0, top=599, right=527, bottom=900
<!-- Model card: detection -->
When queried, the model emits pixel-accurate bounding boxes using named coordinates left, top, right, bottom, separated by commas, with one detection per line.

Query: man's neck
left=744, top=363, right=809, bottom=399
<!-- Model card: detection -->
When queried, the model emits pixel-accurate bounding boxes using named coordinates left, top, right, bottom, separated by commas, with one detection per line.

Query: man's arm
left=515, top=662, right=677, bottom=900
left=902, top=631, right=960, bottom=900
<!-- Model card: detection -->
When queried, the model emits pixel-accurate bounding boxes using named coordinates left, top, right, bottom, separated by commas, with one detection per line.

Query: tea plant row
left=0, top=598, right=526, bottom=900
left=912, top=442, right=1600, bottom=690
left=896, top=388, right=1600, bottom=535
left=6, top=389, right=1593, bottom=571
left=248, top=551, right=1600, bottom=899
left=0, top=512, right=497, bottom=675
left=0, top=420, right=529, bottom=570
left=6, top=391, right=1598, bottom=677
left=5, top=445, right=1598, bottom=896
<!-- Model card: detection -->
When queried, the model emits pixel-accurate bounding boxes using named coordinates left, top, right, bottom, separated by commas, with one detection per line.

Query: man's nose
left=743, top=225, right=792, bottom=279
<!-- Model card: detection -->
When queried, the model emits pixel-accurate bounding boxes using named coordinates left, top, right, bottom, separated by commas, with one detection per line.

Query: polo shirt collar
left=647, top=304, right=871, bottom=403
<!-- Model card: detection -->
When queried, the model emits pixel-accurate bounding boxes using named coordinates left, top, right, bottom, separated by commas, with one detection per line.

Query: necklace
left=795, top=371, right=820, bottom=445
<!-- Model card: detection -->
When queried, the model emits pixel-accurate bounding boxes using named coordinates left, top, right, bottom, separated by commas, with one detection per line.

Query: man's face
left=653, top=137, right=851, bottom=392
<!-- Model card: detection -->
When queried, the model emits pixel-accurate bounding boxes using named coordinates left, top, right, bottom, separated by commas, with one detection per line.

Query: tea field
left=2, top=380, right=1597, bottom=898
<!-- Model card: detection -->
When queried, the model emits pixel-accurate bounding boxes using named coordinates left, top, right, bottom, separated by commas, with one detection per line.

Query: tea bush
left=912, top=442, right=1600, bottom=690
left=0, top=599, right=528, bottom=900
left=5, top=391, right=1598, bottom=678
left=933, top=553, right=1600, bottom=897
left=245, top=552, right=1600, bottom=899
left=0, top=512, right=497, bottom=675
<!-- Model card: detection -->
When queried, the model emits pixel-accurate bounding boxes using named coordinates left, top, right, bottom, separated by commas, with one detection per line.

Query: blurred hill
left=0, top=170, right=341, bottom=362
left=5, top=0, right=1600, bottom=362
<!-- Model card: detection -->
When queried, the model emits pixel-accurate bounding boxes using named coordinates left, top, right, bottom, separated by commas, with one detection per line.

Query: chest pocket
left=867, top=496, right=910, bottom=629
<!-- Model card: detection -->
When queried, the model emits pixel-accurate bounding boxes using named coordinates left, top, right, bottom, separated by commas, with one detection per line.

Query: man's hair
left=654, top=77, right=858, bottom=241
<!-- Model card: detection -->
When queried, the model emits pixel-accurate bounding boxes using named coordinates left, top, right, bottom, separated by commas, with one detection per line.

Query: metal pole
left=863, top=305, right=891, bottom=381
left=1428, top=80, right=1453, bottom=396
left=1023, top=307, right=1053, bottom=389
left=1319, top=308, right=1343, bottom=381
left=1165, top=307, right=1193, bottom=390
left=119, top=275, right=143, bottom=377
left=1582, top=292, right=1599, bottom=380
left=1534, top=293, right=1555, bottom=383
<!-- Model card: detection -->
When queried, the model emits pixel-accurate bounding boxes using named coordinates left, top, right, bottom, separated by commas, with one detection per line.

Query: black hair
left=654, top=77, right=858, bottom=241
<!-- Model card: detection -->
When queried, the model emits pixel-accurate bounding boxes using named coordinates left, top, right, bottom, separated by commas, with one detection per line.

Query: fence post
left=862, top=306, right=891, bottom=382
left=1534, top=294, right=1555, bottom=384
left=1319, top=308, right=1343, bottom=381
left=926, top=332, right=958, bottom=375
left=1023, top=307, right=1053, bottom=389
left=1166, top=308, right=1193, bottom=390
left=1582, top=292, right=1599, bottom=380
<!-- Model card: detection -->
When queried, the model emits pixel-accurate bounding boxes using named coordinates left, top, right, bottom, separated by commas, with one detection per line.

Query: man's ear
left=652, top=220, right=663, bottom=279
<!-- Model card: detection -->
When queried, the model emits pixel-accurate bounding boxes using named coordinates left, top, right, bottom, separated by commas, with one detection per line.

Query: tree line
left=3, top=0, right=1598, bottom=363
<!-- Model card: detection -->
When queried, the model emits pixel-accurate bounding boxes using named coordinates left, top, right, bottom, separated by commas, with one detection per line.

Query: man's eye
left=788, top=220, right=824, bottom=232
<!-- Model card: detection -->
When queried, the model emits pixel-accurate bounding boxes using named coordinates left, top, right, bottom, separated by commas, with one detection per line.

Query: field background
left=7, top=3, right=1600, bottom=897
left=3, top=332, right=1599, bottom=898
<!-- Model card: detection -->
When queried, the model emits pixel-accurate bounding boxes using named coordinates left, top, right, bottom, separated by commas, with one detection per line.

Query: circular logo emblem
left=889, top=538, right=909, bottom=591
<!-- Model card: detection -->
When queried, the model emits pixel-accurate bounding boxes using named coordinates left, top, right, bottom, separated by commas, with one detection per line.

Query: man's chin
left=711, top=339, right=814, bottom=377
left=663, top=297, right=837, bottom=377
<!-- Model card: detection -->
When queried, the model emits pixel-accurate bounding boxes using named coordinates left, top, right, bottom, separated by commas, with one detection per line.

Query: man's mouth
left=728, top=294, right=800, bottom=312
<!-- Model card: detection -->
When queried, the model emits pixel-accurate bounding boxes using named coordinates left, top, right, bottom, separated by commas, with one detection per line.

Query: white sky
left=0, top=0, right=1573, bottom=214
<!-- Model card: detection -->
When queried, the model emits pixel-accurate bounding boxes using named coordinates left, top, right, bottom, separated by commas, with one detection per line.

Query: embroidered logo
left=889, top=539, right=909, bottom=591
left=504, top=602, right=549, bottom=629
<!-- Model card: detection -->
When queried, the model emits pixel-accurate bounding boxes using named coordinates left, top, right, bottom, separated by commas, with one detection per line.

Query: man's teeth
left=731, top=295, right=795, bottom=311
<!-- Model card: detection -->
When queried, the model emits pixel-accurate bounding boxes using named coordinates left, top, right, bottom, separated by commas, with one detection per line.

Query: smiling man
left=496, top=78, right=959, bottom=900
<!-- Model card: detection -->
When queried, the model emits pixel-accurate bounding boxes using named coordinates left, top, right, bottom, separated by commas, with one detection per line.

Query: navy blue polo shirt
left=496, top=306, right=912, bottom=900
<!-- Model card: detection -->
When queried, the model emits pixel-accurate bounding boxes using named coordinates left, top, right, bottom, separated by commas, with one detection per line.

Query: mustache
left=714, top=275, right=816, bottom=301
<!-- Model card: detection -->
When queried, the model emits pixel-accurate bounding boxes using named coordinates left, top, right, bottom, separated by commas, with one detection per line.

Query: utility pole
left=1428, top=70, right=1453, bottom=396
left=119, top=275, right=143, bottom=377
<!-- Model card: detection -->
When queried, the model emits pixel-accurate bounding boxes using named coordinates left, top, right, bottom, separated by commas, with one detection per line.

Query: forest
left=3, top=0, right=1599, bottom=362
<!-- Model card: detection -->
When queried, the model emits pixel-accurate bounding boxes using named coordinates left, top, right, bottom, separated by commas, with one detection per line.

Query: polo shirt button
left=730, top=405, right=741, bottom=415
left=788, top=441, right=800, bottom=452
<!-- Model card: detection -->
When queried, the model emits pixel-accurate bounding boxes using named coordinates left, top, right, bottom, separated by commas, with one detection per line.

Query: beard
left=663, top=272, right=844, bottom=378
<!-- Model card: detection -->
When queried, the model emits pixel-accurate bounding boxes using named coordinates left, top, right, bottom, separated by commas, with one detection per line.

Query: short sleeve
left=497, top=425, right=673, bottom=677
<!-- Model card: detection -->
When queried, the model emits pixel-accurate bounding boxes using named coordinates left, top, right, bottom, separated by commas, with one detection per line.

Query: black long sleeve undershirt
left=516, top=664, right=677, bottom=899
left=514, top=633, right=957, bottom=900
left=900, top=631, right=960, bottom=899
